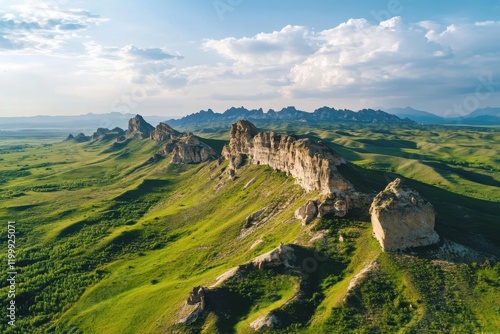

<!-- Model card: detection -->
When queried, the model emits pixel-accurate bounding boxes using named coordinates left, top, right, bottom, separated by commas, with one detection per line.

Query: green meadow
left=0, top=122, right=498, bottom=333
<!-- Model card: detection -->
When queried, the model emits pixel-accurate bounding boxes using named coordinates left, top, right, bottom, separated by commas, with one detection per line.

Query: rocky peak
left=150, top=122, right=181, bottom=141
left=91, top=128, right=110, bottom=139
left=126, top=114, right=154, bottom=139
left=74, top=133, right=90, bottom=143
left=370, top=178, right=439, bottom=251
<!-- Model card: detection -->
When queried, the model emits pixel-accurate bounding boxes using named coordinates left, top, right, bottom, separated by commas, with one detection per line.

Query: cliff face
left=370, top=178, right=439, bottom=251
left=222, top=120, right=353, bottom=195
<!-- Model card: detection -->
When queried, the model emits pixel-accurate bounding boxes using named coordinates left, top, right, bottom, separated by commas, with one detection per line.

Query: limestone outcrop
left=370, top=178, right=439, bottom=251
left=126, top=114, right=155, bottom=139
left=157, top=134, right=218, bottom=164
left=149, top=122, right=181, bottom=141
left=222, top=120, right=353, bottom=195
left=251, top=244, right=295, bottom=269
left=295, top=200, right=318, bottom=225
left=250, top=312, right=281, bottom=331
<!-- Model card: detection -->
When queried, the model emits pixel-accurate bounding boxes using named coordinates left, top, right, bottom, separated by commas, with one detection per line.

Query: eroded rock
left=250, top=312, right=281, bottom=331
left=251, top=244, right=295, bottom=269
left=177, top=286, right=207, bottom=325
left=150, top=122, right=181, bottom=141
left=294, top=200, right=318, bottom=225
left=168, top=135, right=218, bottom=164
left=126, top=114, right=154, bottom=139
left=370, top=178, right=439, bottom=251
left=246, top=208, right=267, bottom=227
left=222, top=120, right=353, bottom=195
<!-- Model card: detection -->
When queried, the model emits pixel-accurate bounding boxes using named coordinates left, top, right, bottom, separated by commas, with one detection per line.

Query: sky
left=0, top=0, right=499, bottom=118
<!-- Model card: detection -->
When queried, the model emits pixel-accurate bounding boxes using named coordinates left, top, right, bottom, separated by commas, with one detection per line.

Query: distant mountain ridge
left=168, top=106, right=415, bottom=127
left=385, top=107, right=500, bottom=125
left=0, top=112, right=167, bottom=132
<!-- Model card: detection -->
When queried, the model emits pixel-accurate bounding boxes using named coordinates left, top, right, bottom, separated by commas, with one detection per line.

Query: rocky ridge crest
left=65, top=115, right=217, bottom=164
left=222, top=120, right=353, bottom=195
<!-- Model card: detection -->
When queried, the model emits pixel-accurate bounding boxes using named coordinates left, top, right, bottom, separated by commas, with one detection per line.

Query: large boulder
left=294, top=200, right=318, bottom=225
left=370, top=178, right=439, bottom=251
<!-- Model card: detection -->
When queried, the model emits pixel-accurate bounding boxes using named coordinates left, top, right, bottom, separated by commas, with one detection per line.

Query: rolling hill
left=0, top=115, right=498, bottom=333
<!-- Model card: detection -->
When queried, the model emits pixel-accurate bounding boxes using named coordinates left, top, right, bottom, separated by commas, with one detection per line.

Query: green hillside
left=0, top=123, right=498, bottom=333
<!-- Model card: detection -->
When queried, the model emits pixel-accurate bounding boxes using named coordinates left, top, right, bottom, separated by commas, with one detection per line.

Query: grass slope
left=0, top=122, right=498, bottom=333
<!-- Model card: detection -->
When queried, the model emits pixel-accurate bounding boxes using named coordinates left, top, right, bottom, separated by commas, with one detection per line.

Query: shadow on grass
left=424, top=161, right=500, bottom=187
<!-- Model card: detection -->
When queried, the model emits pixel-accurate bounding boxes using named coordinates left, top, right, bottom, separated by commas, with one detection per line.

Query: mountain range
left=385, top=107, right=500, bottom=125
left=168, top=106, right=500, bottom=128
left=167, top=106, right=415, bottom=127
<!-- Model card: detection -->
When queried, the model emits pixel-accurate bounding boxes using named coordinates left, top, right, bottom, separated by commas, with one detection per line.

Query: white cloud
left=81, top=42, right=187, bottom=90
left=203, top=25, right=317, bottom=71
left=197, top=17, right=500, bottom=110
left=0, top=1, right=106, bottom=53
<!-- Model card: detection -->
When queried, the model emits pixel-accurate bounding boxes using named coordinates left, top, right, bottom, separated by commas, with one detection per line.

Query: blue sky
left=0, top=0, right=499, bottom=117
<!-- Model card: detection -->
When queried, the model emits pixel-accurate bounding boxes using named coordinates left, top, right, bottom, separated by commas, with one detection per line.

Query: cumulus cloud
left=284, top=17, right=461, bottom=96
left=199, top=16, right=500, bottom=109
left=82, top=42, right=187, bottom=90
left=0, top=1, right=106, bottom=52
left=203, top=25, right=317, bottom=70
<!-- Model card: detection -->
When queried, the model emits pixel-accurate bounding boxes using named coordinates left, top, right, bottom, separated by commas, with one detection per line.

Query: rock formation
left=149, top=122, right=181, bottom=141
left=370, top=178, right=439, bottom=251
left=156, top=134, right=218, bottom=164
left=250, top=312, right=281, bottom=331
left=91, top=127, right=111, bottom=140
left=251, top=244, right=295, bottom=269
left=73, top=133, right=90, bottom=143
left=222, top=120, right=353, bottom=195
left=295, top=200, right=318, bottom=225
left=245, top=207, right=267, bottom=227
left=65, top=115, right=218, bottom=164
left=126, top=114, right=155, bottom=139
left=177, top=286, right=207, bottom=325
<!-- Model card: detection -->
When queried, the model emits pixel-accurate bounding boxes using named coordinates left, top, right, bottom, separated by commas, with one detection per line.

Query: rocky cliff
left=370, top=178, right=439, bottom=251
left=222, top=120, right=354, bottom=195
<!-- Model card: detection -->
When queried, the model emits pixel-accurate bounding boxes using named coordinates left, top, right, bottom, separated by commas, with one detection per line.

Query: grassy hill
left=0, top=123, right=498, bottom=333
